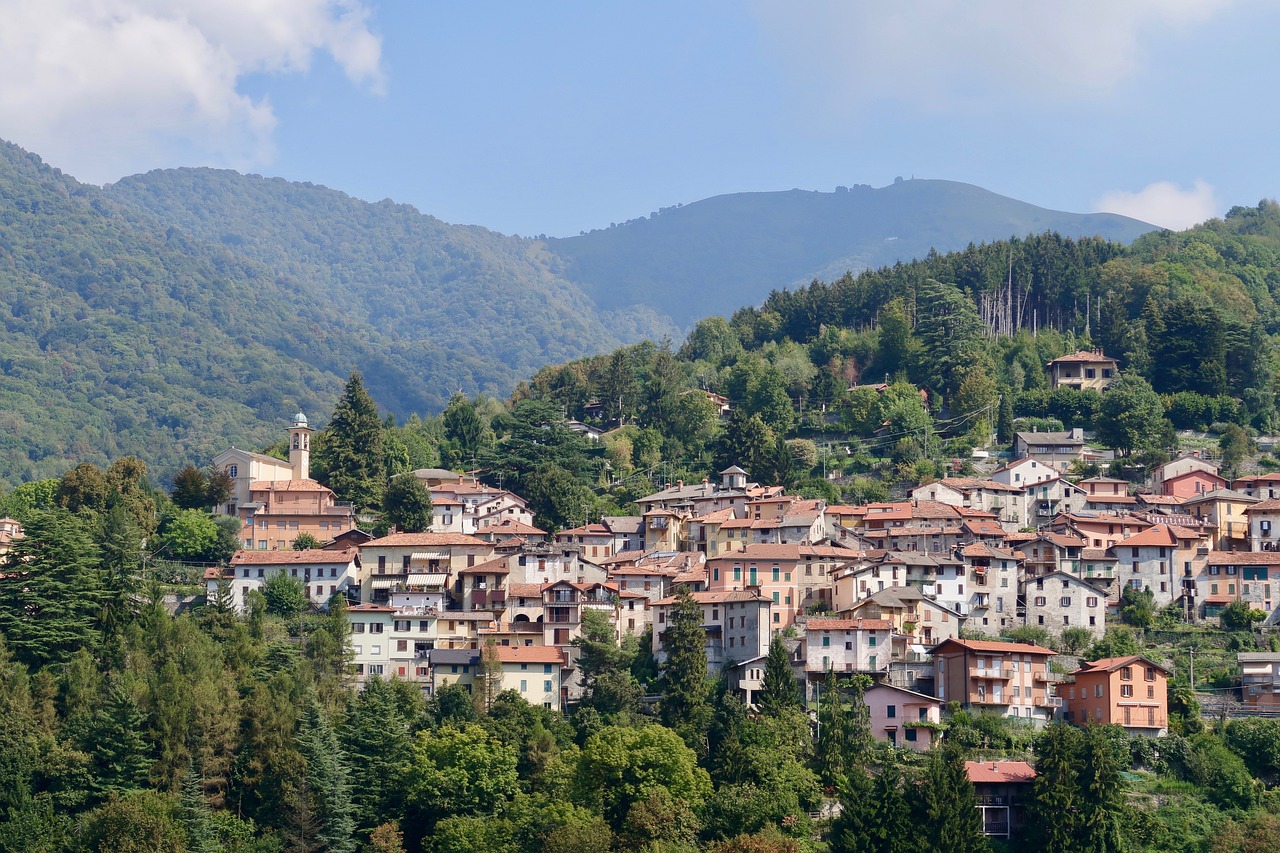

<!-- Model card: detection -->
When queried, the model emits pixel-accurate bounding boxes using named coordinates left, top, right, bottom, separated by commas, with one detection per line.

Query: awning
left=371, top=577, right=400, bottom=589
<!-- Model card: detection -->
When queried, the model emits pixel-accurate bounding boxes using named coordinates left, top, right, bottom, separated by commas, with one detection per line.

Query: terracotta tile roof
left=457, top=556, right=511, bottom=574
left=806, top=618, right=892, bottom=631
left=1114, top=524, right=1205, bottom=548
left=508, top=583, right=544, bottom=598
left=231, top=548, right=356, bottom=565
left=931, top=638, right=1057, bottom=656
left=954, top=506, right=1000, bottom=519
left=966, top=761, right=1037, bottom=784
left=1038, top=532, right=1088, bottom=548
left=799, top=545, right=863, bottom=559
left=496, top=646, right=564, bottom=665
left=960, top=543, right=1019, bottom=560
left=653, top=590, right=769, bottom=605
left=556, top=524, right=612, bottom=537
left=1245, top=498, right=1280, bottom=512
left=824, top=505, right=865, bottom=516
left=248, top=479, right=332, bottom=492
left=1136, top=494, right=1187, bottom=505
left=364, top=533, right=492, bottom=547
left=964, top=521, right=1007, bottom=537
left=935, top=477, right=1023, bottom=493
left=1074, top=655, right=1170, bottom=675
left=707, top=543, right=802, bottom=562
left=694, top=508, right=738, bottom=524
left=476, top=519, right=547, bottom=536
left=348, top=603, right=397, bottom=612
left=1081, top=548, right=1115, bottom=560
left=1206, top=551, right=1280, bottom=566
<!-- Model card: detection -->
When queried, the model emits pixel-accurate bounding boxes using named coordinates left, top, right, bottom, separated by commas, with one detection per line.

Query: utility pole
left=1188, top=647, right=1195, bottom=690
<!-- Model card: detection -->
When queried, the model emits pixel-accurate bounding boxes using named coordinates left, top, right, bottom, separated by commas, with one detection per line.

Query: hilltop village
left=5, top=347, right=1280, bottom=851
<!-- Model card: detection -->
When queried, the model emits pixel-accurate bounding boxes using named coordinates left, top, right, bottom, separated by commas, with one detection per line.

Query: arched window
left=293, top=435, right=300, bottom=449
left=228, top=465, right=238, bottom=478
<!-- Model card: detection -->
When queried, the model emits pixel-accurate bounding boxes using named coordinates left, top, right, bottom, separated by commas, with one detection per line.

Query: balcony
left=1036, top=671, right=1066, bottom=683
left=1042, top=696, right=1064, bottom=708
left=971, top=692, right=1007, bottom=705
left=974, top=667, right=1013, bottom=680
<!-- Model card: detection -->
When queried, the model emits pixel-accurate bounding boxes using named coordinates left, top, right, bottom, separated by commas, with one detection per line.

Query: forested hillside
left=517, top=203, right=1280, bottom=505
left=0, top=143, right=667, bottom=488
left=547, top=179, right=1155, bottom=324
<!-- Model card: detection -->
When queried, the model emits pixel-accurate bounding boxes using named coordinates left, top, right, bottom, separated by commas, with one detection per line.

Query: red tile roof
left=231, top=548, right=356, bottom=565
left=806, top=618, right=892, bottom=631
left=496, top=646, right=564, bottom=664
left=965, top=761, right=1037, bottom=784
left=931, top=638, right=1057, bottom=656
left=364, top=533, right=492, bottom=547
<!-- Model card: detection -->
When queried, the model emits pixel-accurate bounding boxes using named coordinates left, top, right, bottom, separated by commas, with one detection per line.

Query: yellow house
left=1047, top=350, right=1118, bottom=391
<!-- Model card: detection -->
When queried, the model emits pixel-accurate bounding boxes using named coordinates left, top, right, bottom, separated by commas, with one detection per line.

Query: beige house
left=1182, top=489, right=1258, bottom=550
left=1047, top=350, right=1118, bottom=391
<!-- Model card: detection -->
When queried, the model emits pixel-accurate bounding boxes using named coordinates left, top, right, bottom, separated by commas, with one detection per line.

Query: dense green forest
left=548, top=179, right=1153, bottom=324
left=511, top=202, right=1280, bottom=505
left=0, top=141, right=668, bottom=489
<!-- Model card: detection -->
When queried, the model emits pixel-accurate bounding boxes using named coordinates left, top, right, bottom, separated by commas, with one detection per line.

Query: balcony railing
left=1036, top=671, right=1066, bottom=683
left=974, top=667, right=1013, bottom=680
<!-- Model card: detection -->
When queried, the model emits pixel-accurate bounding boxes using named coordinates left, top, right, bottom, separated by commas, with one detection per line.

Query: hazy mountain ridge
left=547, top=180, right=1156, bottom=324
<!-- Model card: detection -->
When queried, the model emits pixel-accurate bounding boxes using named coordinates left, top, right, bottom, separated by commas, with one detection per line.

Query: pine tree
left=914, top=746, right=988, bottom=853
left=756, top=635, right=800, bottom=716
left=297, top=702, right=357, bottom=853
left=319, top=372, right=386, bottom=511
left=867, top=760, right=916, bottom=853
left=1076, top=725, right=1125, bottom=852
left=996, top=394, right=1015, bottom=445
left=816, top=669, right=848, bottom=788
left=86, top=679, right=153, bottom=798
left=658, top=586, right=711, bottom=755
left=0, top=509, right=104, bottom=667
left=98, top=503, right=142, bottom=644
left=180, top=764, right=219, bottom=853
left=1028, top=723, right=1083, bottom=852
left=341, top=680, right=413, bottom=833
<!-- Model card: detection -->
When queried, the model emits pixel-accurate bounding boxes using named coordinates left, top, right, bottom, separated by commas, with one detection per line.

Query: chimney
left=677, top=480, right=684, bottom=489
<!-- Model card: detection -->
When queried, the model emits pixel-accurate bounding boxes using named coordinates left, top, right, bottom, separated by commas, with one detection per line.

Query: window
left=869, top=635, right=877, bottom=647
left=369, top=623, right=383, bottom=634
left=1087, top=596, right=1098, bottom=607
left=1060, top=597, right=1071, bottom=607
left=1145, top=667, right=1156, bottom=682
left=1121, top=684, right=1133, bottom=698
left=887, top=705, right=896, bottom=718
left=1095, top=684, right=1103, bottom=698
left=1121, top=666, right=1132, bottom=680
left=822, top=635, right=831, bottom=647
left=905, top=728, right=917, bottom=742
left=544, top=680, right=553, bottom=692
left=520, top=680, right=527, bottom=692
left=352, top=622, right=365, bottom=633
left=378, top=556, right=386, bottom=570
left=1034, top=596, right=1046, bottom=607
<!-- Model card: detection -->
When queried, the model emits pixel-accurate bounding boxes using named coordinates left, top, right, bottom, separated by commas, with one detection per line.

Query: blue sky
left=3, top=1, right=1278, bottom=236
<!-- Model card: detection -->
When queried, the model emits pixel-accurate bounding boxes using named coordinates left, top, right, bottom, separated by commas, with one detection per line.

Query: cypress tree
left=1076, top=725, right=1125, bottom=852
left=756, top=634, right=800, bottom=716
left=1028, top=723, right=1084, bottom=852
left=816, top=669, right=849, bottom=788
left=914, top=745, right=988, bottom=853
left=320, top=371, right=386, bottom=511
left=297, top=702, right=357, bottom=853
left=867, top=760, right=916, bottom=853
left=997, top=394, right=1015, bottom=445
left=658, top=586, right=711, bottom=755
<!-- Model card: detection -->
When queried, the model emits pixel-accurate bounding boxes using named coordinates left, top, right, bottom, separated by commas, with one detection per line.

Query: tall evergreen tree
left=867, top=760, right=916, bottom=853
left=1028, top=723, right=1083, bottom=852
left=179, top=764, right=219, bottom=853
left=85, top=679, right=153, bottom=798
left=0, top=509, right=104, bottom=667
left=996, top=393, right=1015, bottom=445
left=1076, top=725, right=1125, bottom=852
left=658, top=587, right=711, bottom=755
left=914, top=746, right=988, bottom=853
left=757, top=635, right=800, bottom=716
left=816, top=669, right=848, bottom=788
left=320, top=372, right=386, bottom=511
left=342, top=680, right=414, bottom=834
left=297, top=702, right=357, bottom=853
left=442, top=393, right=483, bottom=459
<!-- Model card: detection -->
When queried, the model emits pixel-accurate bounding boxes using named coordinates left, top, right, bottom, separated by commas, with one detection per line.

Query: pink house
left=864, top=682, right=943, bottom=750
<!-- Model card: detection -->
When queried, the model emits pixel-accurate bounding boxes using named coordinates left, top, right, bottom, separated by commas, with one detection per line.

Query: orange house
left=931, top=638, right=1061, bottom=726
left=1065, top=655, right=1169, bottom=737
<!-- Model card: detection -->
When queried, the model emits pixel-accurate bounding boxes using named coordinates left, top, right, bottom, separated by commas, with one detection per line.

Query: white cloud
left=748, top=1, right=1236, bottom=112
left=1094, top=180, right=1220, bottom=230
left=0, top=0, right=384, bottom=183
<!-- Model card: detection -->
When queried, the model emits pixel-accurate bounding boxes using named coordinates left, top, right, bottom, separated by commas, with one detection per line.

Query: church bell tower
left=288, top=412, right=314, bottom=480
